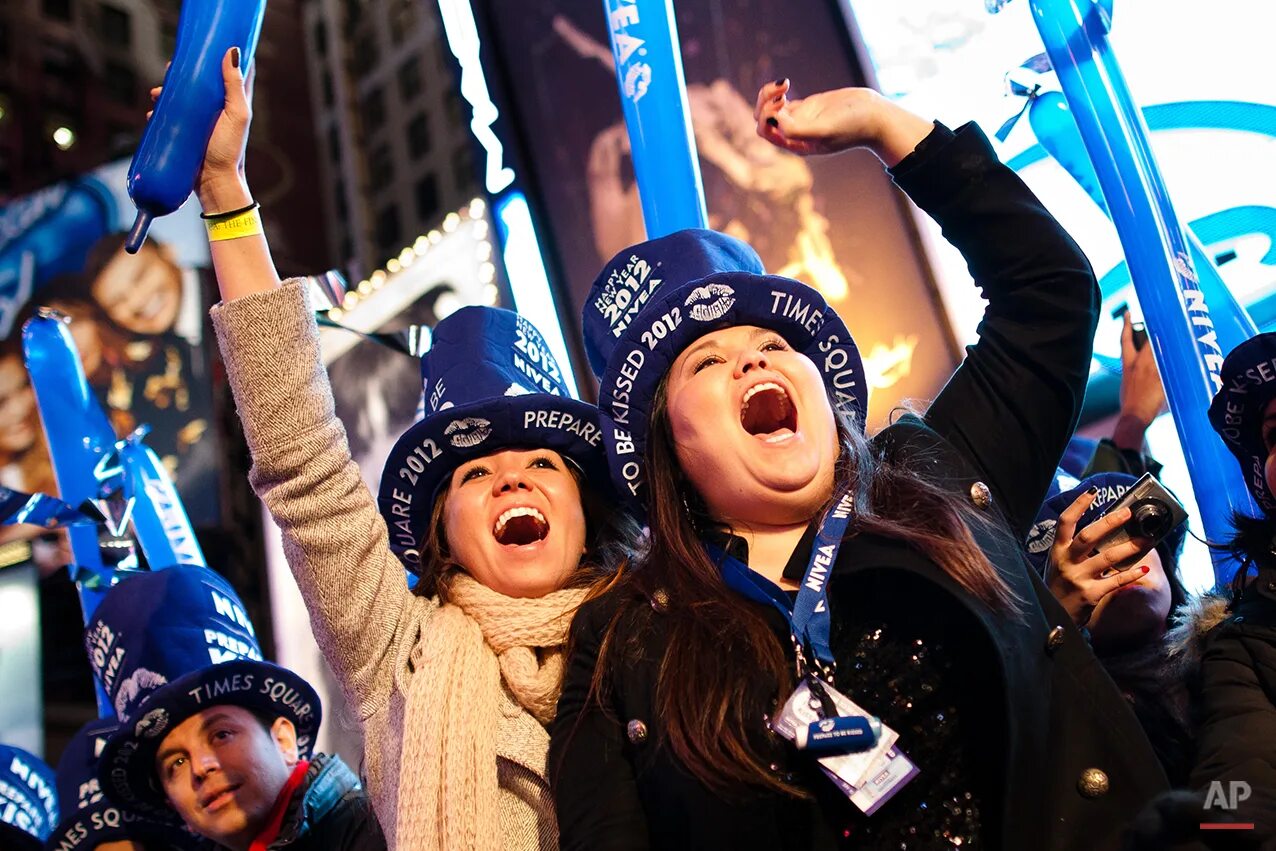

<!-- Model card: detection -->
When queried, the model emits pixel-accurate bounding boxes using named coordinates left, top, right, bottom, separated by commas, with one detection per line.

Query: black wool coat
left=549, top=123, right=1172, bottom=851
left=1192, top=566, right=1276, bottom=846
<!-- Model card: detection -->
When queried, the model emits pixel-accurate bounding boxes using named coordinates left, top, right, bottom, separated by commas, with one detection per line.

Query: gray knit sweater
left=212, top=281, right=557, bottom=850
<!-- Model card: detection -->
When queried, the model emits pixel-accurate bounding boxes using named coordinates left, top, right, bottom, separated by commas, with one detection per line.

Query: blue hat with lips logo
left=46, top=719, right=195, bottom=850
left=581, top=228, right=866, bottom=509
left=1208, top=332, right=1276, bottom=515
left=377, top=306, right=610, bottom=572
left=0, top=745, right=57, bottom=850
left=89, top=569, right=321, bottom=819
left=1024, top=472, right=1188, bottom=575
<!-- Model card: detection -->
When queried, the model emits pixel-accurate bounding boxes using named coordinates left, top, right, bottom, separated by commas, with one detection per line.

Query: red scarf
left=249, top=760, right=310, bottom=851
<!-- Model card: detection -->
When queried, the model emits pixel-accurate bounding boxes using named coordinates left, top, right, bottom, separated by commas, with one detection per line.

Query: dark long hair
left=585, top=378, right=1021, bottom=797
left=1219, top=510, right=1276, bottom=598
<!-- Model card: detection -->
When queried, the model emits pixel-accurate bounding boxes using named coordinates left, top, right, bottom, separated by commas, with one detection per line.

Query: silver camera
left=1091, top=472, right=1188, bottom=556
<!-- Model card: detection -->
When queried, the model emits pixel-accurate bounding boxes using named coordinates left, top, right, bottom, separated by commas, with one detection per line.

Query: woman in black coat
left=550, top=80, right=1169, bottom=850
left=1197, top=332, right=1276, bottom=839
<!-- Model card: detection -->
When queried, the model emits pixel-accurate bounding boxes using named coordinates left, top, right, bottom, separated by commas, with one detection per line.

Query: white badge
left=771, top=679, right=918, bottom=815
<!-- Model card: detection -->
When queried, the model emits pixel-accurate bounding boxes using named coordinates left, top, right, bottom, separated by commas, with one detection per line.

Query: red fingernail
left=1141, top=566, right=1150, bottom=574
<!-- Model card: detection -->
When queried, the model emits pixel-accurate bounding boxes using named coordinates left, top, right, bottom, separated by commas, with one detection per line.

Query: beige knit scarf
left=396, top=570, right=587, bottom=850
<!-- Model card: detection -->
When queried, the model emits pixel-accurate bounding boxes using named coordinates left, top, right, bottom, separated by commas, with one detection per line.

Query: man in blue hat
left=86, top=568, right=384, bottom=851
left=45, top=718, right=198, bottom=851
left=0, top=744, right=58, bottom=851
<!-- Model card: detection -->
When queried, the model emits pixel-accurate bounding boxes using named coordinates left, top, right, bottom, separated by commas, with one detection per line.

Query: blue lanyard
left=706, top=488, right=855, bottom=678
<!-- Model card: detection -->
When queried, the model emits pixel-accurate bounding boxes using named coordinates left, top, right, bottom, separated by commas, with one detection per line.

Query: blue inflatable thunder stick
left=124, top=0, right=267, bottom=253
left=1021, top=90, right=1257, bottom=363
left=1025, top=0, right=1256, bottom=584
left=601, top=0, right=707, bottom=237
left=22, top=311, right=207, bottom=624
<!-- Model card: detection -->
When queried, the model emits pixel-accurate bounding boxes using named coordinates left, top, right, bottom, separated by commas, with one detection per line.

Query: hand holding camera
left=1046, top=489, right=1151, bottom=627
left=1046, top=473, right=1187, bottom=627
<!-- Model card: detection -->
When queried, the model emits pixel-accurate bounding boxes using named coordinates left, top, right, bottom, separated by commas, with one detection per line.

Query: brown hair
left=584, top=378, right=1021, bottom=797
left=413, top=452, right=639, bottom=600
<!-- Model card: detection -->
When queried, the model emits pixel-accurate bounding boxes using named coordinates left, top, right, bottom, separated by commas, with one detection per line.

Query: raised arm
left=757, top=81, right=1098, bottom=538
left=892, top=123, right=1098, bottom=538
left=193, top=49, right=415, bottom=719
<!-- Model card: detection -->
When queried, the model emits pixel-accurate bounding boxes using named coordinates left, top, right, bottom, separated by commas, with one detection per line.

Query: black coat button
left=627, top=719, right=649, bottom=744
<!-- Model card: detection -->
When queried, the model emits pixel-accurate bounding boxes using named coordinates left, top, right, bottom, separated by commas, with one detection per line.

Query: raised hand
left=151, top=48, right=255, bottom=214
left=753, top=79, right=935, bottom=167
left=1112, top=311, right=1167, bottom=451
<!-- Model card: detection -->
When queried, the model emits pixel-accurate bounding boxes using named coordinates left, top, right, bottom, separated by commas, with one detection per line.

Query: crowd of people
left=2, top=48, right=1275, bottom=851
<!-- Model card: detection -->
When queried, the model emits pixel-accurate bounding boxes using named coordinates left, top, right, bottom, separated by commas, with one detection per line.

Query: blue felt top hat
left=378, top=305, right=609, bottom=571
left=1209, top=332, right=1276, bottom=515
left=0, top=745, right=58, bottom=850
left=1024, top=472, right=1188, bottom=574
left=89, top=569, right=321, bottom=817
left=46, top=719, right=194, bottom=850
left=580, top=228, right=866, bottom=508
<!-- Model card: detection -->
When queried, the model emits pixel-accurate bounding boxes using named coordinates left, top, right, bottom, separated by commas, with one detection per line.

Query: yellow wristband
left=206, top=207, right=264, bottom=242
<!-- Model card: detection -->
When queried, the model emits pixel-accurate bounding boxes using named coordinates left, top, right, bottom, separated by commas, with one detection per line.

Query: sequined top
left=763, top=546, right=1005, bottom=851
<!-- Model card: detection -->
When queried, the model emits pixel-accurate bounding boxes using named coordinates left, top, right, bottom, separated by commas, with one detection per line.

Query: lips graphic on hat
left=685, top=283, right=736, bottom=322
left=89, top=569, right=321, bottom=817
left=581, top=228, right=866, bottom=509
left=445, top=417, right=492, bottom=449
left=378, top=306, right=611, bottom=571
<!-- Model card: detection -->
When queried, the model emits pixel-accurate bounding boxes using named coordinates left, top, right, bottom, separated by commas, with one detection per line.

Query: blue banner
left=1028, top=0, right=1256, bottom=584
left=602, top=0, right=707, bottom=236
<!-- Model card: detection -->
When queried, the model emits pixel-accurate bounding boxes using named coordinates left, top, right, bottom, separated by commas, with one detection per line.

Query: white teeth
left=740, top=382, right=788, bottom=415
left=493, top=506, right=547, bottom=538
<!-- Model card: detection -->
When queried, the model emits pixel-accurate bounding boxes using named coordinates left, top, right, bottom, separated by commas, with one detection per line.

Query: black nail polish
left=231, top=46, right=241, bottom=69
left=1086, top=485, right=1098, bottom=495
left=766, top=117, right=778, bottom=128
left=774, top=78, right=787, bottom=86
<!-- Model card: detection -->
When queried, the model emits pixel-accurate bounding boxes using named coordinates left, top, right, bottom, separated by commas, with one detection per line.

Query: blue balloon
left=1027, top=0, right=1257, bottom=585
left=124, top=0, right=266, bottom=252
left=601, top=0, right=707, bottom=237
left=1026, top=90, right=1257, bottom=373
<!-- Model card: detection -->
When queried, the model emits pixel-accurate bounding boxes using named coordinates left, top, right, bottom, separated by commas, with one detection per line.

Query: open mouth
left=740, top=382, right=798, bottom=442
left=493, top=506, right=550, bottom=546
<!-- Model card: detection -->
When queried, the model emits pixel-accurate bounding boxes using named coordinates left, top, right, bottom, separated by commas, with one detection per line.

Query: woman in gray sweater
left=183, top=49, right=632, bottom=851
